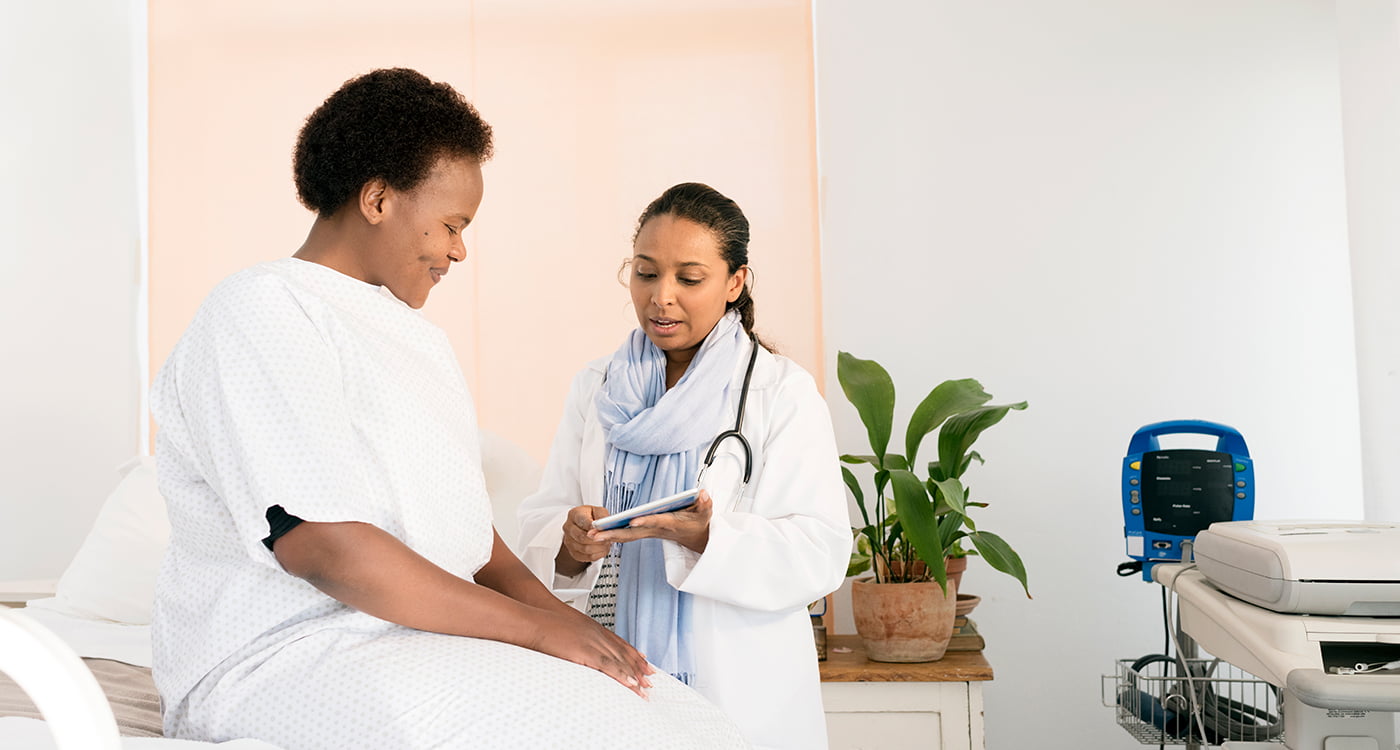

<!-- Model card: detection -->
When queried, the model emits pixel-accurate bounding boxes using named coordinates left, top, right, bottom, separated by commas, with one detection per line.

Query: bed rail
left=0, top=608, right=121, bottom=749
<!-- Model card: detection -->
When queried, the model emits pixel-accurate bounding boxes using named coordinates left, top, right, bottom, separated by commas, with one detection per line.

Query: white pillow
left=47, top=458, right=168, bottom=625
left=43, top=434, right=535, bottom=626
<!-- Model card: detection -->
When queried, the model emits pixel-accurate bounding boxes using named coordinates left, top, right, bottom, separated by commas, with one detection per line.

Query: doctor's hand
left=557, top=505, right=611, bottom=577
left=590, top=490, right=713, bottom=554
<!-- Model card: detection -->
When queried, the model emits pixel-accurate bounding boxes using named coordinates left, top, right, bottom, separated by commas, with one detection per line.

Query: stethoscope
left=695, top=333, right=759, bottom=495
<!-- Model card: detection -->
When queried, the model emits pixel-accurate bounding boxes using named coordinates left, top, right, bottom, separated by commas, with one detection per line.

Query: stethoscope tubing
left=696, top=333, right=759, bottom=493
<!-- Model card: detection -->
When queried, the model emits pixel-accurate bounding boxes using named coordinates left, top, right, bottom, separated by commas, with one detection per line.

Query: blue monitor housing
left=1123, top=420, right=1254, bottom=581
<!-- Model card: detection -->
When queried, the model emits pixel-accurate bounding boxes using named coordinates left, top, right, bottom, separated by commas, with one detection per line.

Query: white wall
left=1337, top=0, right=1400, bottom=524
left=814, top=2, right=1362, bottom=748
left=1336, top=8, right=1400, bottom=739
left=0, top=2, right=144, bottom=581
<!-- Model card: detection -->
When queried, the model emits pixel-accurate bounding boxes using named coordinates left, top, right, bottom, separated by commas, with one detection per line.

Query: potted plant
left=838, top=351, right=1030, bottom=662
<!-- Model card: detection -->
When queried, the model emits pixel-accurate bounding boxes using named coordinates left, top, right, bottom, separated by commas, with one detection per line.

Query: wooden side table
left=820, top=635, right=992, bottom=750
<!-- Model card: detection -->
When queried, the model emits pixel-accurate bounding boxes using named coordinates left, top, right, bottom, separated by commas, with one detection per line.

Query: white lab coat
left=518, top=341, right=851, bottom=750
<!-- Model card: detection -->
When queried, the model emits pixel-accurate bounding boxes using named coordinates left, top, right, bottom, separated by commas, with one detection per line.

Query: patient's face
left=367, top=156, right=484, bottom=309
left=630, top=214, right=744, bottom=364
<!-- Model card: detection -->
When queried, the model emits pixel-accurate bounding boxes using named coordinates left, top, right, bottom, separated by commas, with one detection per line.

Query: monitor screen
left=1141, top=449, right=1235, bottom=537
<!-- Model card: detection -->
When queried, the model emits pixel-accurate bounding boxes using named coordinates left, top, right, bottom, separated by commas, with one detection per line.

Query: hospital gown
left=149, top=258, right=747, bottom=750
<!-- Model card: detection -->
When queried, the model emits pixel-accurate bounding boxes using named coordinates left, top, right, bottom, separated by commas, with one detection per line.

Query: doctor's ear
left=358, top=179, right=389, bottom=225
left=726, top=266, right=749, bottom=303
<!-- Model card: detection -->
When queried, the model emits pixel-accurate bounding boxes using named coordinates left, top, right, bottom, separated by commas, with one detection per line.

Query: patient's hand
left=528, top=608, right=655, bottom=698
left=557, top=505, right=610, bottom=577
left=590, top=491, right=713, bottom=554
left=276, top=521, right=654, bottom=697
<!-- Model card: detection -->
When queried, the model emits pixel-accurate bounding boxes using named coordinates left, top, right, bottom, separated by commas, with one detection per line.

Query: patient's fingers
left=597, top=650, right=651, bottom=698
left=577, top=617, right=653, bottom=693
left=532, top=598, right=657, bottom=697
left=602, top=627, right=655, bottom=686
left=574, top=626, right=652, bottom=696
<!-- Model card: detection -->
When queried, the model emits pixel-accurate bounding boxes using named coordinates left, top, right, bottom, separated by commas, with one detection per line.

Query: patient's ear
left=358, top=179, right=388, bottom=225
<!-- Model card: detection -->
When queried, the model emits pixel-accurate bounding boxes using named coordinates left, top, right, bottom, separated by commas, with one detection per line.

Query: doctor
left=518, top=182, right=850, bottom=750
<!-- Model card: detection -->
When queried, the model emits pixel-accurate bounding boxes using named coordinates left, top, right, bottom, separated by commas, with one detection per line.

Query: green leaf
left=861, top=525, right=884, bottom=582
left=926, top=460, right=947, bottom=482
left=925, top=540, right=950, bottom=593
left=885, top=519, right=904, bottom=549
left=934, top=513, right=966, bottom=594
left=929, top=476, right=967, bottom=515
left=938, top=512, right=967, bottom=550
left=883, top=453, right=909, bottom=471
left=840, top=454, right=879, bottom=467
left=846, top=552, right=872, bottom=578
left=904, top=379, right=990, bottom=468
left=969, top=530, right=1031, bottom=597
left=837, top=352, right=896, bottom=463
left=841, top=466, right=868, bottom=527
left=853, top=528, right=872, bottom=554
left=959, top=450, right=984, bottom=474
left=936, top=401, right=1027, bottom=481
left=888, top=469, right=947, bottom=577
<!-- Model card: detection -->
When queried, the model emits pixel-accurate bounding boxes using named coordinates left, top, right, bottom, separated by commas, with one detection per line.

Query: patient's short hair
left=293, top=68, right=493, bottom=217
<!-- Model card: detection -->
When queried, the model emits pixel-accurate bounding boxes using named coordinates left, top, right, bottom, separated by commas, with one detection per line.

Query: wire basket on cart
left=1103, top=657, right=1285, bottom=746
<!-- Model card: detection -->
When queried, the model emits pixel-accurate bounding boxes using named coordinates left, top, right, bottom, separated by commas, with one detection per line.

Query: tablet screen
left=591, top=488, right=701, bottom=531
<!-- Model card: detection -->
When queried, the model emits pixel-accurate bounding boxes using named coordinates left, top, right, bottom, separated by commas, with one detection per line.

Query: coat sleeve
left=516, top=367, right=605, bottom=605
left=665, top=366, right=852, bottom=612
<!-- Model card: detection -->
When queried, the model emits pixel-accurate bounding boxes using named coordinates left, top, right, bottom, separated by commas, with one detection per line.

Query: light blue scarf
left=595, top=310, right=747, bottom=685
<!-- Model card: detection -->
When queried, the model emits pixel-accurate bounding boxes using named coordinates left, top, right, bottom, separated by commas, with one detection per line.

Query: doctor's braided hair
left=634, top=182, right=774, bottom=352
left=294, top=68, right=493, bottom=217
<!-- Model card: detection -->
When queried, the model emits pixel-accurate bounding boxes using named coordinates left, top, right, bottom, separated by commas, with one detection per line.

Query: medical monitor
left=1122, top=420, right=1254, bottom=581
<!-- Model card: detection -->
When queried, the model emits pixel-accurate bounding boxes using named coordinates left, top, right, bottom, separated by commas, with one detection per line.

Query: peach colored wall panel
left=149, top=1, right=820, bottom=461
left=148, top=2, right=480, bottom=396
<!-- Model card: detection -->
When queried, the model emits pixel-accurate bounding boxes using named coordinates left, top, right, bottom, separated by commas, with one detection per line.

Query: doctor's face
left=367, top=155, right=484, bottom=309
left=630, top=214, right=745, bottom=363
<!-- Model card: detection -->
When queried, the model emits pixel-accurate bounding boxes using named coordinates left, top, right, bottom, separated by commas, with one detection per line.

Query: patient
left=149, top=68, right=746, bottom=749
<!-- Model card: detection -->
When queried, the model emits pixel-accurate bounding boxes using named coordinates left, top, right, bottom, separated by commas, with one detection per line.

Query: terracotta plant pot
left=875, top=557, right=926, bottom=581
left=946, top=555, right=968, bottom=593
left=874, top=555, right=966, bottom=591
left=851, top=576, right=958, bottom=662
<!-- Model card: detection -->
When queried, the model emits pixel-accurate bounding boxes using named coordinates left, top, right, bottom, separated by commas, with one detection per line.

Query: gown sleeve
left=664, top=365, right=851, bottom=612
left=155, top=272, right=381, bottom=567
left=516, top=367, right=605, bottom=603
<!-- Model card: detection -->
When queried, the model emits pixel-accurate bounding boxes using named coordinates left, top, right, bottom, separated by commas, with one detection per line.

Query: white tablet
left=591, top=488, right=702, bottom=531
